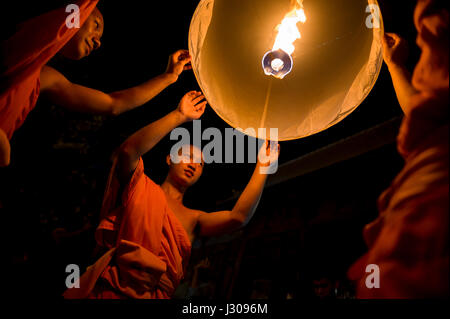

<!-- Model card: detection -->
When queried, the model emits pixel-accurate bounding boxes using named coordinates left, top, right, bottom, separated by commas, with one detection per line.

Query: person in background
left=349, top=0, right=449, bottom=298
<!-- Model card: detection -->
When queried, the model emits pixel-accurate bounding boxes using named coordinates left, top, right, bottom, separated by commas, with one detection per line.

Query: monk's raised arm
left=0, top=128, right=10, bottom=167
left=40, top=50, right=192, bottom=116
left=382, top=33, right=419, bottom=113
left=116, top=91, right=206, bottom=182
left=197, top=141, right=280, bottom=237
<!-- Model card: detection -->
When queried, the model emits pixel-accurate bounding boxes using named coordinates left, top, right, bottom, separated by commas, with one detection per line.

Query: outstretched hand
left=258, top=140, right=280, bottom=168
left=165, top=49, right=192, bottom=79
left=382, top=33, right=409, bottom=68
left=177, top=91, right=207, bottom=122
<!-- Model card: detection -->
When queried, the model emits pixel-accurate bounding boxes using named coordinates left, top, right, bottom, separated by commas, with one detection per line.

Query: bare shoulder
left=185, top=207, right=204, bottom=231
left=185, top=207, right=205, bottom=225
left=190, top=209, right=207, bottom=237
left=193, top=209, right=208, bottom=222
left=40, top=65, right=69, bottom=92
left=166, top=200, right=205, bottom=239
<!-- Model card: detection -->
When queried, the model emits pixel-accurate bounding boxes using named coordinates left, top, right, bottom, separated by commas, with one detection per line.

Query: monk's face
left=412, top=0, right=449, bottom=93
left=60, top=7, right=104, bottom=60
left=167, top=145, right=204, bottom=188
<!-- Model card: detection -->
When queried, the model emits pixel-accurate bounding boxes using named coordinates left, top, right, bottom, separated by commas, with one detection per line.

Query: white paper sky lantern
left=189, top=0, right=384, bottom=141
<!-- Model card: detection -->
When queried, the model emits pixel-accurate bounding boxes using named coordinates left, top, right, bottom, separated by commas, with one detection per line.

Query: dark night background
left=1, top=0, right=419, bottom=299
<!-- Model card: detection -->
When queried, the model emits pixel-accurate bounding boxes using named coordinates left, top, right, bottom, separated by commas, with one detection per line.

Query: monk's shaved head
left=60, top=6, right=104, bottom=60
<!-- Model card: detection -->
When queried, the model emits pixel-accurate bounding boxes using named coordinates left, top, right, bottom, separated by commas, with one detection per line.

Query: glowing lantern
left=189, top=0, right=384, bottom=140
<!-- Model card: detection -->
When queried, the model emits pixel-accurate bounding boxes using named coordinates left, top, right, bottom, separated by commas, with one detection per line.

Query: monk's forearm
left=231, top=164, right=268, bottom=225
left=0, top=128, right=10, bottom=167
left=117, top=110, right=185, bottom=180
left=40, top=66, right=176, bottom=117
left=121, top=110, right=185, bottom=161
left=109, top=73, right=178, bottom=115
left=387, top=63, right=418, bottom=113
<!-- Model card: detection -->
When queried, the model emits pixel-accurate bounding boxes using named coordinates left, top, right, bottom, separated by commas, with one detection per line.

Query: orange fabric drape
left=0, top=0, right=99, bottom=139
left=64, top=157, right=192, bottom=299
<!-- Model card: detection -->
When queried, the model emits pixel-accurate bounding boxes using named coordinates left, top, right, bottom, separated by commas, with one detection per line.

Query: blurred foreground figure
left=349, top=0, right=449, bottom=298
left=0, top=0, right=191, bottom=167
left=64, top=91, right=279, bottom=299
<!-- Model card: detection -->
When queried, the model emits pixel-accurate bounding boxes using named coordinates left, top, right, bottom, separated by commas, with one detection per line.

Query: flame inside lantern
left=262, top=0, right=307, bottom=79
left=273, top=2, right=306, bottom=55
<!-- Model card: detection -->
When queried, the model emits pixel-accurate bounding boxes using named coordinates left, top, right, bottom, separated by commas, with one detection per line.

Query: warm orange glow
left=272, top=0, right=307, bottom=55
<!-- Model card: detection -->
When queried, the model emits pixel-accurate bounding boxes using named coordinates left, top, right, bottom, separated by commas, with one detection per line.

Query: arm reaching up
left=197, top=140, right=280, bottom=237
left=40, top=50, right=192, bottom=116
left=117, top=91, right=207, bottom=182
left=382, top=33, right=419, bottom=113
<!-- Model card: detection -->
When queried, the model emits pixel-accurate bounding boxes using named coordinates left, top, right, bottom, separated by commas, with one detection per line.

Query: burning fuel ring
left=262, top=49, right=293, bottom=79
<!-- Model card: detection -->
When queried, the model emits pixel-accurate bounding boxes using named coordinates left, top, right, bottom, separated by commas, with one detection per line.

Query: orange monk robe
left=348, top=0, right=449, bottom=298
left=63, top=157, right=192, bottom=299
left=0, top=0, right=99, bottom=140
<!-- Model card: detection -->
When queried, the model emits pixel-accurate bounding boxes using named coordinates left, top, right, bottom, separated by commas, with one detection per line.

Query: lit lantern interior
left=189, top=0, right=384, bottom=140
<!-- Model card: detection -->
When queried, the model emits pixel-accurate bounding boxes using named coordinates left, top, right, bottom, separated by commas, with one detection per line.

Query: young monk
left=63, top=90, right=280, bottom=299
left=348, top=0, right=449, bottom=298
left=0, top=0, right=191, bottom=167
